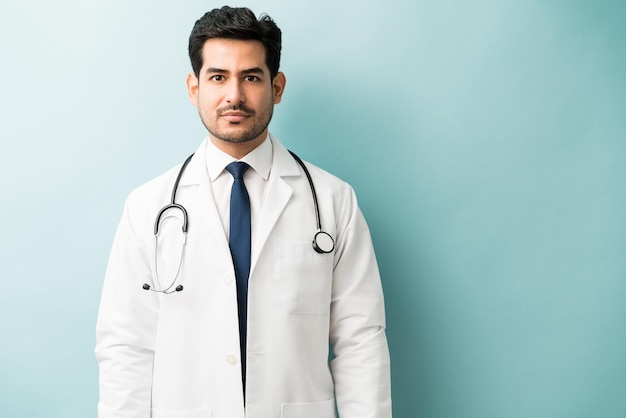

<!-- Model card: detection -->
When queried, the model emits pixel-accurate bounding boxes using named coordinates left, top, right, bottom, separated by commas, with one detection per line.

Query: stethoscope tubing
left=288, top=151, right=321, bottom=232
left=145, top=150, right=334, bottom=294
left=153, top=153, right=194, bottom=236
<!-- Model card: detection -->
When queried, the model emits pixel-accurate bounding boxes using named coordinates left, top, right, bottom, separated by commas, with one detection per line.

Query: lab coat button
left=224, top=275, right=234, bottom=287
left=227, top=355, right=238, bottom=365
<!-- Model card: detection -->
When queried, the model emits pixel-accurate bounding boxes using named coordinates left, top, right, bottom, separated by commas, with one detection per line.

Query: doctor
left=95, top=6, right=391, bottom=418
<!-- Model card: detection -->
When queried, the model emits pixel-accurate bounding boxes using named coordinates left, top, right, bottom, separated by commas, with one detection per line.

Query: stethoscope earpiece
left=143, top=283, right=184, bottom=293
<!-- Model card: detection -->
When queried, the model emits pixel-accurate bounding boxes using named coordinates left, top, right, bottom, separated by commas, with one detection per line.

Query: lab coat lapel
left=177, top=139, right=231, bottom=256
left=251, top=139, right=301, bottom=272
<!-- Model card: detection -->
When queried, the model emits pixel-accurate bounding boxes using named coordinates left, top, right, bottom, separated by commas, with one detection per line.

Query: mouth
left=220, top=110, right=251, bottom=123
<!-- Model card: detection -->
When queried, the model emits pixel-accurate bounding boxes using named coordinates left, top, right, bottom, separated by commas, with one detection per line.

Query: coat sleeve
left=95, top=196, right=159, bottom=418
left=329, top=187, right=392, bottom=418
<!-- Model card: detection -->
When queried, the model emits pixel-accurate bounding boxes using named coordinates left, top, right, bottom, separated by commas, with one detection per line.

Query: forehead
left=200, top=38, right=267, bottom=71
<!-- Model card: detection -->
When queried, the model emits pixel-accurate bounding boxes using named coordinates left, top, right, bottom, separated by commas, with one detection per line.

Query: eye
left=210, top=74, right=225, bottom=82
left=244, top=75, right=260, bottom=82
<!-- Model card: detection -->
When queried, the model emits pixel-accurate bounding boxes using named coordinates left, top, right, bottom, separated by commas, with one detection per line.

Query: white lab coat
left=95, top=136, right=391, bottom=418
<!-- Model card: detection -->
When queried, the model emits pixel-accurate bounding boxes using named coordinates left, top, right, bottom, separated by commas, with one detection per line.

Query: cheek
left=262, top=91, right=277, bottom=108
left=197, top=94, right=219, bottom=112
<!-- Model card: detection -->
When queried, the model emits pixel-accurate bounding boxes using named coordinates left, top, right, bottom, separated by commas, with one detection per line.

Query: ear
left=186, top=72, right=199, bottom=106
left=272, top=72, right=286, bottom=104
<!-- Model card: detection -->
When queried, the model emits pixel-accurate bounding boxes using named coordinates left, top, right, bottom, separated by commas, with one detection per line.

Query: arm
left=330, top=188, right=392, bottom=418
left=95, top=197, right=159, bottom=418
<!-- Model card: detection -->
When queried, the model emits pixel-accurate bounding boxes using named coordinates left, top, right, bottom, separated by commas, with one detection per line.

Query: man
left=96, top=6, right=391, bottom=418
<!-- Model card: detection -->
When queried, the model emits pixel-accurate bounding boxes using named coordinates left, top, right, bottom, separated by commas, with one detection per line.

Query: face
left=187, top=38, right=286, bottom=158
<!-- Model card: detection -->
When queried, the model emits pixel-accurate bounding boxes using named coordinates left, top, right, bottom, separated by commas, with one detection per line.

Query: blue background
left=1, top=1, right=624, bottom=417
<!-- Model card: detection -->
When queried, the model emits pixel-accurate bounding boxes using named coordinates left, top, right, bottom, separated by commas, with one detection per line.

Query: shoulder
left=274, top=140, right=360, bottom=226
left=119, top=162, right=186, bottom=235
left=298, top=158, right=352, bottom=195
left=272, top=136, right=353, bottom=196
left=127, top=164, right=182, bottom=205
left=125, top=140, right=207, bottom=208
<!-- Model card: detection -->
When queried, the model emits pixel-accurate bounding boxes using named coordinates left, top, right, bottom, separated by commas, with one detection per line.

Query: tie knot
left=226, top=161, right=250, bottom=180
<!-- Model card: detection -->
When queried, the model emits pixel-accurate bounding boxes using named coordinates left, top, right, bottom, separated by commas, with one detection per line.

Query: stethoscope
left=142, top=151, right=335, bottom=294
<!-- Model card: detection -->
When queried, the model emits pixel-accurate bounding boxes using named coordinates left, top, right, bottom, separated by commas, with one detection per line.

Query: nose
left=225, top=79, right=245, bottom=104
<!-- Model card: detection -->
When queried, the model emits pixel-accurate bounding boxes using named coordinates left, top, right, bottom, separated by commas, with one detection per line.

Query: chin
left=213, top=132, right=260, bottom=144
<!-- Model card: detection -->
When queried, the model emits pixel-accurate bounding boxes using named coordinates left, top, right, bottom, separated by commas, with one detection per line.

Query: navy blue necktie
left=226, top=162, right=251, bottom=388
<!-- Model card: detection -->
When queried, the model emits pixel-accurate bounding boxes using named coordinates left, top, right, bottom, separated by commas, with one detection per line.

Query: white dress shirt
left=203, top=135, right=273, bottom=258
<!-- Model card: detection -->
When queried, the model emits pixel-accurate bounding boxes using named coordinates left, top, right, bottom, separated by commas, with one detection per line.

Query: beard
left=201, top=102, right=274, bottom=144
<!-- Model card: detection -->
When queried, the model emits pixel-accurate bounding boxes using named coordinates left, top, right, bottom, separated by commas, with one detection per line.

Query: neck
left=209, top=132, right=268, bottom=160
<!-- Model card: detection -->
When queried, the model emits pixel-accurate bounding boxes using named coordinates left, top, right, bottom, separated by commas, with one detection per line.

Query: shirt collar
left=205, top=133, right=273, bottom=181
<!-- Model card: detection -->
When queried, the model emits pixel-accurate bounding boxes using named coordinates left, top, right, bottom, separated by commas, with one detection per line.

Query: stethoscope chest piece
left=313, top=230, right=335, bottom=254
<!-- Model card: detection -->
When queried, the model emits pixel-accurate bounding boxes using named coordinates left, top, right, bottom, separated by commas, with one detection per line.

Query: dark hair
left=188, top=6, right=282, bottom=79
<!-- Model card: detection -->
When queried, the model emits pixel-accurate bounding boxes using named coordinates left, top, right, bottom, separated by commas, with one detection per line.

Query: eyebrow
left=204, top=67, right=266, bottom=76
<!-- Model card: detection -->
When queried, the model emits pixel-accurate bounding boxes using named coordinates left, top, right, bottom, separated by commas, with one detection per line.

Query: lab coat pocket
left=274, top=240, right=333, bottom=315
left=151, top=408, right=212, bottom=418
left=281, top=399, right=336, bottom=418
